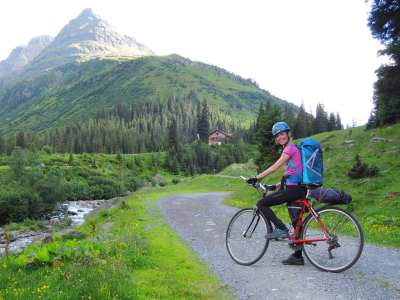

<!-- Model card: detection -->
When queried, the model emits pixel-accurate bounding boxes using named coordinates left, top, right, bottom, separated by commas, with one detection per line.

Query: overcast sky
left=0, top=0, right=388, bottom=127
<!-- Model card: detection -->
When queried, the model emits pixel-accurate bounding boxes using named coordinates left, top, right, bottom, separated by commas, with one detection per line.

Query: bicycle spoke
left=302, top=207, right=364, bottom=273
left=226, top=208, right=270, bottom=266
left=327, top=213, right=349, bottom=235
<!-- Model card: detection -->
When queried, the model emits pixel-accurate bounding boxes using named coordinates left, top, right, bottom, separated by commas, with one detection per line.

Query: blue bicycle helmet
left=272, top=122, right=290, bottom=136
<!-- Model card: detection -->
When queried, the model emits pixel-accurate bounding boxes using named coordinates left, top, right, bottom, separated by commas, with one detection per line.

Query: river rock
left=154, top=174, right=167, bottom=181
left=385, top=192, right=400, bottom=200
left=371, top=137, right=388, bottom=144
left=357, top=179, right=371, bottom=184
left=101, top=222, right=114, bottom=230
left=58, top=229, right=81, bottom=236
left=371, top=133, right=379, bottom=136
left=94, top=232, right=113, bottom=242
left=29, top=233, right=52, bottom=244
left=143, top=179, right=153, bottom=187
left=389, top=139, right=398, bottom=143
left=381, top=150, right=399, bottom=155
left=342, top=140, right=355, bottom=144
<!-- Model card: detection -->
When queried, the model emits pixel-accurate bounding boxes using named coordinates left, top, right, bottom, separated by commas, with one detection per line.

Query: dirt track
left=158, top=192, right=400, bottom=300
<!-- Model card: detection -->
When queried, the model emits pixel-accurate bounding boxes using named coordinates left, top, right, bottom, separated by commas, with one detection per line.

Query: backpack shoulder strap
left=285, top=144, right=303, bottom=183
left=285, top=144, right=301, bottom=176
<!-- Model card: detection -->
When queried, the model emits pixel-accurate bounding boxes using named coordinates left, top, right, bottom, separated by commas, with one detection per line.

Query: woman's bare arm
left=256, top=152, right=290, bottom=181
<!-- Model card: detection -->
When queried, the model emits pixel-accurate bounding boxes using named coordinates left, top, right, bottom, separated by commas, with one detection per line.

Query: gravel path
left=158, top=192, right=400, bottom=300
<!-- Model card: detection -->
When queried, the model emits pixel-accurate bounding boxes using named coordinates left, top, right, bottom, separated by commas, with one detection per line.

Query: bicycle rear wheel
left=226, top=208, right=271, bottom=266
left=301, top=206, right=364, bottom=273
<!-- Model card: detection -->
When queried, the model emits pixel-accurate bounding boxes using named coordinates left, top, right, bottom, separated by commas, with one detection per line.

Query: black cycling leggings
left=256, top=185, right=306, bottom=230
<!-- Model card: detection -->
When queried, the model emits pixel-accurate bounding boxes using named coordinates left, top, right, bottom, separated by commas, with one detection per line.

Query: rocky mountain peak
left=0, top=36, right=53, bottom=78
left=0, top=8, right=154, bottom=82
left=78, top=8, right=99, bottom=19
left=38, top=8, right=154, bottom=62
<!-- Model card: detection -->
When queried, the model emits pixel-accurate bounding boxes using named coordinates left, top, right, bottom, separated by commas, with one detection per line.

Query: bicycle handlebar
left=239, top=176, right=268, bottom=192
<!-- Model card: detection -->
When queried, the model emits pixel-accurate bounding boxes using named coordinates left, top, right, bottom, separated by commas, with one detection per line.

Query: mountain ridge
left=0, top=8, right=154, bottom=87
left=0, top=54, right=295, bottom=135
left=0, top=36, right=54, bottom=78
left=0, top=8, right=298, bottom=138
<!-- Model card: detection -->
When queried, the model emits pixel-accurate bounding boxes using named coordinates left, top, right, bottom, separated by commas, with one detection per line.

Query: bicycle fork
left=242, top=206, right=261, bottom=238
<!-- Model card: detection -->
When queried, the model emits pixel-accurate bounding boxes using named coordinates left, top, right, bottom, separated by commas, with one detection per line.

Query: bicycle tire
left=301, top=206, right=364, bottom=273
left=226, top=208, right=272, bottom=266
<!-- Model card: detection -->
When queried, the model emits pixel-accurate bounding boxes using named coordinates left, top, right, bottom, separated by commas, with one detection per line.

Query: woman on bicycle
left=246, top=121, right=306, bottom=266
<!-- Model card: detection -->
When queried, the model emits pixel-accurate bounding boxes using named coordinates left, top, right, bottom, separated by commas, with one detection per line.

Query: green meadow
left=1, top=124, right=399, bottom=299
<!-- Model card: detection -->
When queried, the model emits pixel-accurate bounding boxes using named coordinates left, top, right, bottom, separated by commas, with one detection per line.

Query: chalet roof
left=208, top=129, right=233, bottom=137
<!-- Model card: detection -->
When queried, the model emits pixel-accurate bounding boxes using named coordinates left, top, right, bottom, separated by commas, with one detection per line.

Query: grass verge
left=0, top=175, right=238, bottom=300
left=1, top=171, right=399, bottom=299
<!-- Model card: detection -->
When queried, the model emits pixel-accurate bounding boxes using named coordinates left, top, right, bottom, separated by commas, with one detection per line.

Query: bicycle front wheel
left=226, top=208, right=271, bottom=266
left=301, top=206, right=364, bottom=273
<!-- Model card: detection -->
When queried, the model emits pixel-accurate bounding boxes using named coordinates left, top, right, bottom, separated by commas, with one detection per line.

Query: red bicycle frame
left=289, top=199, right=331, bottom=244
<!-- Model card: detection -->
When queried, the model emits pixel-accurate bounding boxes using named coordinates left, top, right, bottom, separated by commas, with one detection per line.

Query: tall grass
left=0, top=179, right=234, bottom=299
left=0, top=123, right=399, bottom=299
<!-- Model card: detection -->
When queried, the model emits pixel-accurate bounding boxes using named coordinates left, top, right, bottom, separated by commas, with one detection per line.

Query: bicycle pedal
left=272, top=238, right=289, bottom=242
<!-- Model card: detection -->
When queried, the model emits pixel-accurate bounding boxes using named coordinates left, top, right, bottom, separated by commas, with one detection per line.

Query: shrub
left=124, top=175, right=144, bottom=191
left=159, top=181, right=168, bottom=187
left=0, top=190, right=43, bottom=224
left=143, top=175, right=157, bottom=187
left=348, top=154, right=380, bottom=179
left=42, top=145, right=52, bottom=155
left=172, top=179, right=180, bottom=185
left=89, top=186, right=104, bottom=200
left=22, top=219, right=47, bottom=231
left=72, top=160, right=82, bottom=166
left=68, top=180, right=91, bottom=200
left=98, top=210, right=110, bottom=217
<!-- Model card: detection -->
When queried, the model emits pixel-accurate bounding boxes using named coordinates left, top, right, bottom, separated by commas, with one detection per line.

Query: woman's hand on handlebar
left=266, top=184, right=276, bottom=191
left=246, top=177, right=258, bottom=185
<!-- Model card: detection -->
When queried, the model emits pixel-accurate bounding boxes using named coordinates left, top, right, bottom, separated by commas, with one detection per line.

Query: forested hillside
left=0, top=54, right=294, bottom=136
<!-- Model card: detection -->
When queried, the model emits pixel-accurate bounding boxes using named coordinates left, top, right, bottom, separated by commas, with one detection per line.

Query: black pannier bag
left=309, top=189, right=352, bottom=205
left=287, top=201, right=304, bottom=224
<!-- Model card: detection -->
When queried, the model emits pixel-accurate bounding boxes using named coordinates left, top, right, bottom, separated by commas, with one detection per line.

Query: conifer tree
left=305, top=107, right=315, bottom=137
left=255, top=103, right=283, bottom=172
left=0, top=134, right=4, bottom=155
left=255, top=102, right=265, bottom=135
left=140, top=141, right=147, bottom=153
left=197, top=99, right=210, bottom=142
left=149, top=128, right=156, bottom=152
left=367, top=1, right=400, bottom=126
left=328, top=112, right=336, bottom=132
left=266, top=98, right=272, bottom=111
left=171, top=156, right=179, bottom=175
left=336, top=111, right=343, bottom=130
left=314, top=103, right=328, bottom=134
left=69, top=152, right=74, bottom=165
left=16, top=132, right=26, bottom=149
left=28, top=143, right=38, bottom=153
left=294, top=102, right=306, bottom=139
left=168, top=118, right=178, bottom=151
left=283, top=103, right=296, bottom=134
left=6, top=132, right=16, bottom=156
